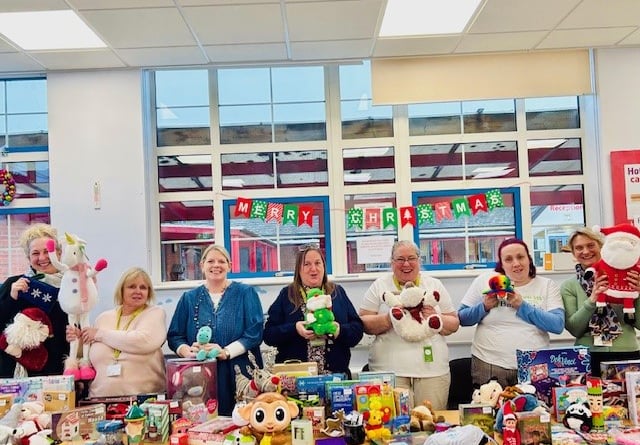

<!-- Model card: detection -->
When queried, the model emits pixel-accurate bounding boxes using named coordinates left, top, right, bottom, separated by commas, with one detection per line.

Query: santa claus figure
left=0, top=308, right=53, bottom=373
left=501, top=402, right=520, bottom=445
left=585, top=223, right=640, bottom=320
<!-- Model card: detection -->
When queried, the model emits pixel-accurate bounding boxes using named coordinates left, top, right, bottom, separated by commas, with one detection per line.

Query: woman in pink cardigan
left=67, top=267, right=166, bottom=397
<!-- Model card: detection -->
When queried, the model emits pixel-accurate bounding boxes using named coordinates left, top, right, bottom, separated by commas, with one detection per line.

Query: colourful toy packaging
left=166, top=358, right=218, bottom=423
left=51, top=403, right=107, bottom=442
left=0, top=375, right=74, bottom=404
left=296, top=374, right=345, bottom=403
left=551, top=385, right=588, bottom=422
left=516, top=411, right=551, bottom=445
left=458, top=403, right=494, bottom=435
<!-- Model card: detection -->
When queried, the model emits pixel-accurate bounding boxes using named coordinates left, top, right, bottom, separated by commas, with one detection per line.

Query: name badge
left=107, top=363, right=122, bottom=377
left=423, top=345, right=433, bottom=363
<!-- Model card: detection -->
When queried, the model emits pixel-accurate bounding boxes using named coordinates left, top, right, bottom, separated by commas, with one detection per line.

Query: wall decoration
left=0, top=169, right=16, bottom=206
left=611, top=150, right=640, bottom=225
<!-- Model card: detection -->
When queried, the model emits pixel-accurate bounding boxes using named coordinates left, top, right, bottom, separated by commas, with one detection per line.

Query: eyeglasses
left=298, top=243, right=320, bottom=252
left=392, top=256, right=419, bottom=264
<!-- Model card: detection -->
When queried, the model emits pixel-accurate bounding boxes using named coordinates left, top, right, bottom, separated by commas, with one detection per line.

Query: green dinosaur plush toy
left=304, top=288, right=337, bottom=336
left=196, top=326, right=220, bottom=361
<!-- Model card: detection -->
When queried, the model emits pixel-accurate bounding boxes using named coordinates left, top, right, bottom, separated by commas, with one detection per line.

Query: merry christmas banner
left=234, top=189, right=504, bottom=229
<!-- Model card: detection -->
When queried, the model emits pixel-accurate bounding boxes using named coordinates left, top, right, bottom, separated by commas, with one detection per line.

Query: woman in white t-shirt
left=359, top=240, right=460, bottom=410
left=458, top=238, right=565, bottom=388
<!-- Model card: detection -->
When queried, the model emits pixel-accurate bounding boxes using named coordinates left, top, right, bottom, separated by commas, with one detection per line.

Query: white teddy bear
left=382, top=282, right=442, bottom=342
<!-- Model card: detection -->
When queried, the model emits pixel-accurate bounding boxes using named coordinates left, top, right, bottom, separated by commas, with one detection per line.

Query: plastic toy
left=237, top=392, right=299, bottom=445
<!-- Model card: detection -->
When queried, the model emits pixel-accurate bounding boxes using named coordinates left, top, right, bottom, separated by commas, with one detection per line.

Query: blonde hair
left=567, top=227, right=604, bottom=251
left=200, top=245, right=231, bottom=265
left=113, top=267, right=155, bottom=305
left=19, top=223, right=58, bottom=256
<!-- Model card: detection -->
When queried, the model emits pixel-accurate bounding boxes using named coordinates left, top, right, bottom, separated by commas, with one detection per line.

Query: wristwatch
left=223, top=347, right=231, bottom=360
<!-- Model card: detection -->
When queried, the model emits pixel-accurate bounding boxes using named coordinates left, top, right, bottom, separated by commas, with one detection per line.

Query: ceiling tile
left=29, top=49, right=126, bottom=69
left=117, top=46, right=208, bottom=67
left=70, top=0, right=174, bottom=9
left=80, top=8, right=196, bottom=48
left=619, top=28, right=640, bottom=45
left=0, top=0, right=68, bottom=12
left=456, top=31, right=548, bottom=53
left=204, top=43, right=288, bottom=62
left=183, top=4, right=284, bottom=45
left=374, top=36, right=459, bottom=58
left=538, top=27, right=637, bottom=49
left=0, top=52, right=45, bottom=71
left=286, top=0, right=384, bottom=41
left=469, top=0, right=579, bottom=33
left=559, top=0, right=640, bottom=29
left=178, top=0, right=279, bottom=5
left=290, top=39, right=372, bottom=60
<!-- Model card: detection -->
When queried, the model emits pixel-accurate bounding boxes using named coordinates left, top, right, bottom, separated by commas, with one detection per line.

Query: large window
left=151, top=64, right=593, bottom=280
left=0, top=78, right=51, bottom=280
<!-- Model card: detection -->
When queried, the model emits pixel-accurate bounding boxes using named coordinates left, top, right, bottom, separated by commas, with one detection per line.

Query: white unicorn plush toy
left=46, top=232, right=107, bottom=380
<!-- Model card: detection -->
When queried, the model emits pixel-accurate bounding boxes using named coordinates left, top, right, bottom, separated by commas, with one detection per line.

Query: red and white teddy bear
left=382, top=282, right=442, bottom=342
left=585, top=223, right=640, bottom=321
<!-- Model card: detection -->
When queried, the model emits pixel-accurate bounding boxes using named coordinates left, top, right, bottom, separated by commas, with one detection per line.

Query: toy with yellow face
left=237, top=392, right=299, bottom=445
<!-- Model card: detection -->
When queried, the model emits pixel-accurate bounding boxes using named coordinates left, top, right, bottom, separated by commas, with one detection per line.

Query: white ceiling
left=1, top=0, right=640, bottom=73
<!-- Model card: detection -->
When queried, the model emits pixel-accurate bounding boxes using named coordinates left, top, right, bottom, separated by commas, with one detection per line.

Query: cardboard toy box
left=600, top=359, right=640, bottom=380
left=0, top=395, right=12, bottom=419
left=0, top=375, right=74, bottom=404
left=458, top=403, right=494, bottom=435
left=551, top=385, right=588, bottom=422
left=43, top=390, right=75, bottom=412
left=295, top=374, right=344, bottom=403
left=51, top=403, right=107, bottom=442
left=166, top=358, right=218, bottom=423
left=516, top=411, right=551, bottom=445
left=325, top=380, right=358, bottom=414
left=272, top=361, right=318, bottom=393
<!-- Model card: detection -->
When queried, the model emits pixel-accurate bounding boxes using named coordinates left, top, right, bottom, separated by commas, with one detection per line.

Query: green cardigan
left=561, top=277, right=640, bottom=352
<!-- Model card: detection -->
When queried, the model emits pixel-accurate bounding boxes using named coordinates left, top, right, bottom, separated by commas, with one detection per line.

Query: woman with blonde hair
left=167, top=244, right=264, bottom=416
left=67, top=267, right=166, bottom=397
left=562, top=227, right=640, bottom=375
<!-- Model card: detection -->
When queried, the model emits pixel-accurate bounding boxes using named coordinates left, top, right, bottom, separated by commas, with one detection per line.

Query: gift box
left=0, top=375, right=74, bottom=404
left=358, top=372, right=396, bottom=388
left=51, top=403, right=107, bottom=442
left=458, top=403, right=494, bottom=435
left=516, top=411, right=551, bottom=445
left=145, top=402, right=170, bottom=443
left=0, top=395, right=12, bottom=419
left=296, top=374, right=344, bottom=402
left=551, top=385, right=588, bottom=422
left=187, top=416, right=238, bottom=445
left=43, top=390, right=75, bottom=412
left=272, top=361, right=318, bottom=393
left=166, top=358, right=218, bottom=423
left=600, top=359, right=640, bottom=380
left=626, top=371, right=640, bottom=425
left=326, top=380, right=357, bottom=414
left=516, top=346, right=590, bottom=405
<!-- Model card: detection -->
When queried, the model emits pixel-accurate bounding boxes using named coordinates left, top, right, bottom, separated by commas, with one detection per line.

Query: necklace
left=208, top=280, right=228, bottom=294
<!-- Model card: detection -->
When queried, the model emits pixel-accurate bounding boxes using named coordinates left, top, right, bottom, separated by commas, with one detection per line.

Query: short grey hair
left=390, top=240, right=421, bottom=261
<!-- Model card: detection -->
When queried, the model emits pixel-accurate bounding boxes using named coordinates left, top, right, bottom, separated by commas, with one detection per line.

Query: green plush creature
left=196, top=326, right=220, bottom=361
left=304, top=288, right=337, bottom=336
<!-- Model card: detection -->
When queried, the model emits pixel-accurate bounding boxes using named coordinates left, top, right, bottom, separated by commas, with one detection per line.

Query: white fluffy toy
left=382, top=282, right=442, bottom=342
left=46, top=232, right=107, bottom=380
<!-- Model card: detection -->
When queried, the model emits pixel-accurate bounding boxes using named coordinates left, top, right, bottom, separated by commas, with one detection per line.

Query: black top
left=0, top=274, right=69, bottom=377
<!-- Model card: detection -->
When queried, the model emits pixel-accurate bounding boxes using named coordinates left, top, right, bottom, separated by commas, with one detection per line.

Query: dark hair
left=494, top=238, right=536, bottom=278
left=288, top=246, right=335, bottom=310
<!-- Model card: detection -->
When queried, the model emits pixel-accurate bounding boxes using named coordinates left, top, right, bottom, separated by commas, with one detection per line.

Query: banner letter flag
left=347, top=208, right=364, bottom=229
left=468, top=193, right=488, bottom=215
left=452, top=198, right=471, bottom=219
left=417, top=203, right=435, bottom=225
left=400, top=206, right=416, bottom=227
left=283, top=204, right=299, bottom=225
left=250, top=200, right=268, bottom=220
left=382, top=208, right=398, bottom=229
left=364, top=208, right=381, bottom=230
left=434, top=201, right=452, bottom=222
left=485, top=189, right=505, bottom=210
left=298, top=205, right=314, bottom=227
left=235, top=197, right=252, bottom=217
left=266, top=202, right=284, bottom=223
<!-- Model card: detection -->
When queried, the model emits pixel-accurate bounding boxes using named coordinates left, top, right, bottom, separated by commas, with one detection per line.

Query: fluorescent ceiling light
left=380, top=0, right=482, bottom=37
left=0, top=10, right=106, bottom=50
left=344, top=173, right=372, bottom=183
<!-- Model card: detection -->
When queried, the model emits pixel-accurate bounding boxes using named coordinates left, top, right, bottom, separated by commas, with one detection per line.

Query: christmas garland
left=0, top=169, right=16, bottom=206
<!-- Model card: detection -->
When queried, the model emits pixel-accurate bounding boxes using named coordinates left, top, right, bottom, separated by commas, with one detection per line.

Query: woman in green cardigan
left=562, top=227, right=640, bottom=376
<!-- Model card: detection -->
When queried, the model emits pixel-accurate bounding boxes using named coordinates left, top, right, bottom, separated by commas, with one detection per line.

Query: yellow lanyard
left=393, top=275, right=421, bottom=291
left=112, top=306, right=144, bottom=361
